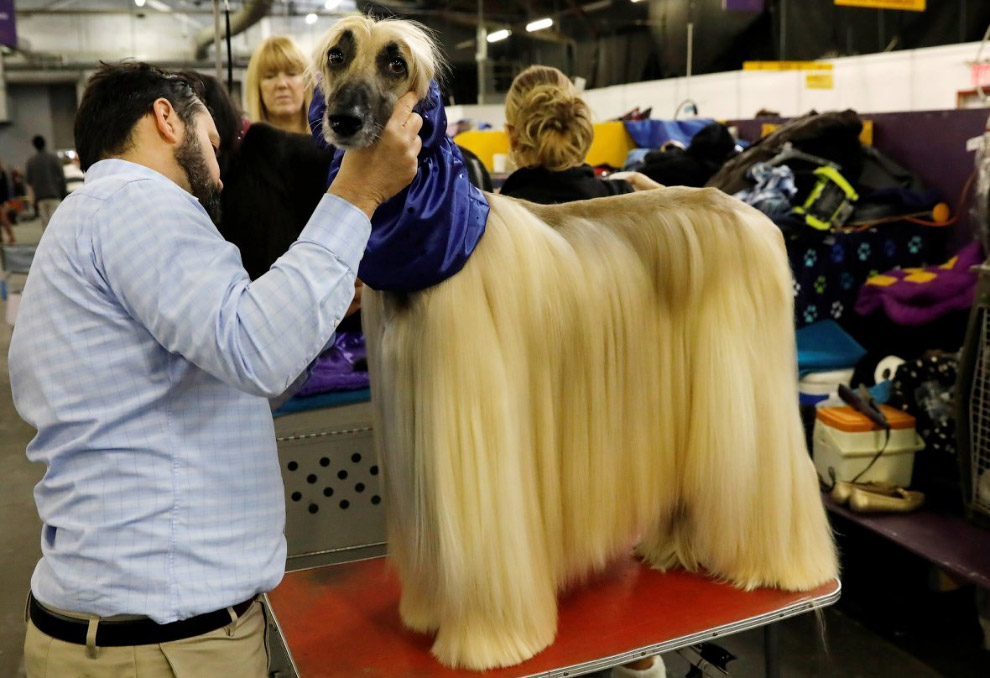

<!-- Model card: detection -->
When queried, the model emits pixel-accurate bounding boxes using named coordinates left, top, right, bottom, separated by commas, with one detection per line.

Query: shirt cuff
left=297, top=193, right=372, bottom=274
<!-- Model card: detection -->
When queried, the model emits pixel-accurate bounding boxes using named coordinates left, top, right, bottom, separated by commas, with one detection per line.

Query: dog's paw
left=431, top=620, right=556, bottom=670
left=399, top=595, right=440, bottom=634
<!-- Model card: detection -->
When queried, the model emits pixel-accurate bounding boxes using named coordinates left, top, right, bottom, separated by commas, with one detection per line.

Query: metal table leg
left=763, top=623, right=780, bottom=678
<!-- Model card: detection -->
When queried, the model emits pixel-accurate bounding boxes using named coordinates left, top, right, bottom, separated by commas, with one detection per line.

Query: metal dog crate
left=274, top=398, right=387, bottom=571
left=268, top=397, right=387, bottom=677
left=959, top=262, right=990, bottom=530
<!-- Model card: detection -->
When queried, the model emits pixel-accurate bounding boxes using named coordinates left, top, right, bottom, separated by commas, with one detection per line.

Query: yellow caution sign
left=805, top=73, right=834, bottom=89
left=744, top=61, right=833, bottom=71
left=834, top=0, right=924, bottom=11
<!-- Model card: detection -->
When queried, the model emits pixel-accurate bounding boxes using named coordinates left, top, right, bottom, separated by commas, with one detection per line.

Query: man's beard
left=174, top=132, right=222, bottom=224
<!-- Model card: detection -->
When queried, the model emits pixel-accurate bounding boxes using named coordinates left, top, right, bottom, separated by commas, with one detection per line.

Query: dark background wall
left=429, top=0, right=990, bottom=104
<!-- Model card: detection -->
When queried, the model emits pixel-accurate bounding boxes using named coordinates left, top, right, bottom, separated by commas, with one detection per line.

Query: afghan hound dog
left=312, top=15, right=838, bottom=671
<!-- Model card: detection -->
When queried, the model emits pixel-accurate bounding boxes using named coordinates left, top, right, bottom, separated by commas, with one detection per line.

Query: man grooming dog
left=9, top=61, right=421, bottom=678
left=308, top=15, right=838, bottom=671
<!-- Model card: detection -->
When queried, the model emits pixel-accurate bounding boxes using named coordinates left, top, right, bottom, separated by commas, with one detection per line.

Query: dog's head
left=312, top=15, right=441, bottom=149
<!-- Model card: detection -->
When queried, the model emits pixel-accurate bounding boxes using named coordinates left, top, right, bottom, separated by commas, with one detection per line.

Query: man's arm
left=95, top=188, right=366, bottom=396
left=94, top=93, right=423, bottom=397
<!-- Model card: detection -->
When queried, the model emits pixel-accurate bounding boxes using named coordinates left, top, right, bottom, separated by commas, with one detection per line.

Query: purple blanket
left=298, top=331, right=369, bottom=396
left=854, top=240, right=983, bottom=325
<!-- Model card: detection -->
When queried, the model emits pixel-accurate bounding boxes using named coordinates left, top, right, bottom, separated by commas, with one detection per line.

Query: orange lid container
left=815, top=405, right=916, bottom=432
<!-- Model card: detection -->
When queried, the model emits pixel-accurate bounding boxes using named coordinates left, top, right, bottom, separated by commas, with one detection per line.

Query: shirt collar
left=84, top=158, right=177, bottom=186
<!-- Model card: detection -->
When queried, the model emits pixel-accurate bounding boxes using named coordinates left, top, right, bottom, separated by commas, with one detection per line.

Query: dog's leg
left=367, top=217, right=562, bottom=669
left=422, top=282, right=558, bottom=670
left=672, top=208, right=838, bottom=590
left=364, top=289, right=443, bottom=634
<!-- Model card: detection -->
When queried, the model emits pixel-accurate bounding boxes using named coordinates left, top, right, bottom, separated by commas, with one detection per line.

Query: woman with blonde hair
left=245, top=35, right=312, bottom=134
left=500, top=65, right=658, bottom=203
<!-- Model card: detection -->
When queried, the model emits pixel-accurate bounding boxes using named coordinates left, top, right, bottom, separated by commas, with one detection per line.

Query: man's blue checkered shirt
left=9, top=159, right=370, bottom=622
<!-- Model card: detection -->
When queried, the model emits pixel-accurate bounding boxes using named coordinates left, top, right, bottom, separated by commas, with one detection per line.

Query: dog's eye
left=388, top=57, right=407, bottom=75
left=328, top=49, right=344, bottom=66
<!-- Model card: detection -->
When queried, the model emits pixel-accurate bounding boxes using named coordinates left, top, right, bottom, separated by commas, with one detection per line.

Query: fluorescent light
left=487, top=29, right=511, bottom=43
left=134, top=0, right=146, bottom=6
left=146, top=0, right=171, bottom=11
left=526, top=18, right=553, bottom=32
left=305, top=12, right=318, bottom=24
left=324, top=0, right=340, bottom=9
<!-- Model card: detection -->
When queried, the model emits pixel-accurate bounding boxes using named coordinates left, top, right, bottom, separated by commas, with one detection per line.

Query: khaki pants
left=24, top=599, right=269, bottom=678
left=36, top=198, right=60, bottom=231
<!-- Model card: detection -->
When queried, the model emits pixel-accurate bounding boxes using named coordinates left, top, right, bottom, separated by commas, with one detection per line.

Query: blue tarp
left=622, top=118, right=717, bottom=150
left=796, top=319, right=867, bottom=376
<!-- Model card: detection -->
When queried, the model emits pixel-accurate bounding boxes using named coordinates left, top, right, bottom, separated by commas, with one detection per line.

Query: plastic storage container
left=813, top=405, right=925, bottom=487
left=798, top=368, right=855, bottom=406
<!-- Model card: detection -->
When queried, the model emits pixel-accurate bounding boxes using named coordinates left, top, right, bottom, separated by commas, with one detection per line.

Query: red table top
left=266, top=555, right=840, bottom=678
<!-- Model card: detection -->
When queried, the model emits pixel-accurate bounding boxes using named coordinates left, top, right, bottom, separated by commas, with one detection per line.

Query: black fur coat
left=217, top=123, right=333, bottom=280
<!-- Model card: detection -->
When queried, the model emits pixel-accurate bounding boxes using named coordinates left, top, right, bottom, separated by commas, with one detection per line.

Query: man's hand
left=330, top=92, right=424, bottom=218
left=344, top=279, right=362, bottom=317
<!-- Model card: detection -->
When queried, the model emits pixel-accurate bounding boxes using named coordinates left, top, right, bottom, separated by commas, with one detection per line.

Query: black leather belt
left=28, top=593, right=256, bottom=646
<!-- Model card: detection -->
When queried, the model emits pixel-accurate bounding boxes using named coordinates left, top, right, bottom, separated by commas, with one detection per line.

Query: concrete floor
left=0, top=216, right=980, bottom=677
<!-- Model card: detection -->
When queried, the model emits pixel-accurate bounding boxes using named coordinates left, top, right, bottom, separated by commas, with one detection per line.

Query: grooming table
left=265, top=554, right=840, bottom=678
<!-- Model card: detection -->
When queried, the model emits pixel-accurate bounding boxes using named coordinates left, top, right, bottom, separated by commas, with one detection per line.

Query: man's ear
left=151, top=98, right=182, bottom=145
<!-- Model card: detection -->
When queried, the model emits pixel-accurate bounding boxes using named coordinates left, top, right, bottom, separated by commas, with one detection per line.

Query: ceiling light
left=324, top=0, right=341, bottom=10
left=146, top=0, right=171, bottom=11
left=526, top=18, right=553, bottom=32
left=134, top=0, right=146, bottom=6
left=305, top=12, right=318, bottom=24
left=487, top=29, right=511, bottom=43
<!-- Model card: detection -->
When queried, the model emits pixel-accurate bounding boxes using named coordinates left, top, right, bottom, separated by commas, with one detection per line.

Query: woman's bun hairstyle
left=505, top=66, right=593, bottom=172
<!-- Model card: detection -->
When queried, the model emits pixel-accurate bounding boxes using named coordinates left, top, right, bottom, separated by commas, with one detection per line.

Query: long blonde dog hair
left=313, top=16, right=838, bottom=673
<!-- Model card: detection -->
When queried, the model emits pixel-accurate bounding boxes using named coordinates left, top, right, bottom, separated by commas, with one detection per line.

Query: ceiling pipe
left=193, top=0, right=274, bottom=61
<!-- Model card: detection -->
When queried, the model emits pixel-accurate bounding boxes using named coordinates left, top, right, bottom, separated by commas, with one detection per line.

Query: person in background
left=499, top=65, right=659, bottom=204
left=10, top=61, right=422, bottom=678
left=245, top=35, right=311, bottom=134
left=243, top=36, right=365, bottom=311
left=0, top=158, right=14, bottom=243
left=25, top=134, right=67, bottom=231
left=11, top=168, right=27, bottom=199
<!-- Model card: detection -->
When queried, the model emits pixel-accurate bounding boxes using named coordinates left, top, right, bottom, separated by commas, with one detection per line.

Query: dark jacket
left=500, top=164, right=633, bottom=205
left=639, top=123, right=737, bottom=188
left=25, top=150, right=67, bottom=200
left=706, top=110, right=864, bottom=198
left=217, top=123, right=334, bottom=280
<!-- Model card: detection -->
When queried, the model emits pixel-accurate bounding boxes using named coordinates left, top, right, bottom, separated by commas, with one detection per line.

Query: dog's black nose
left=328, top=114, right=362, bottom=137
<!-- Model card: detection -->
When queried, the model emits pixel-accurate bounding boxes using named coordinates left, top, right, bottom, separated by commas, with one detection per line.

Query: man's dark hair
left=74, top=62, right=206, bottom=171
left=176, top=71, right=244, bottom=177
left=31, top=135, right=46, bottom=151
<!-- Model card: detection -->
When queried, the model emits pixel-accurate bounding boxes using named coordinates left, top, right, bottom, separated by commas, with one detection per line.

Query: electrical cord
left=835, top=383, right=893, bottom=485
left=850, top=426, right=891, bottom=484
left=838, top=168, right=976, bottom=232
